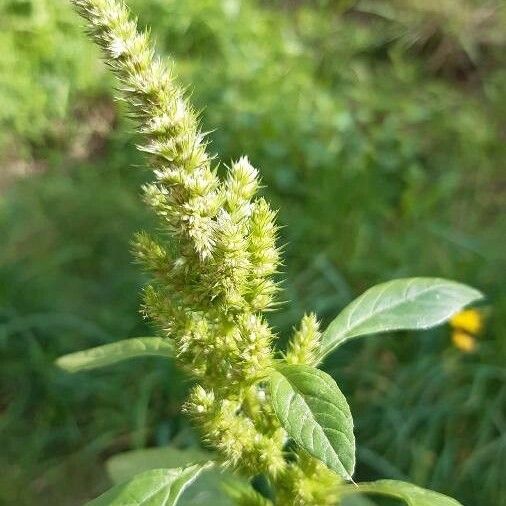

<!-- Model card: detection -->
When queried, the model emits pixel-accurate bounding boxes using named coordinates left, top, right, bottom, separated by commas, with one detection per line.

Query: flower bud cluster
left=285, top=313, right=322, bottom=366
left=276, top=451, right=341, bottom=506
left=73, top=0, right=339, bottom=502
left=227, top=485, right=273, bottom=506
left=185, top=386, right=286, bottom=476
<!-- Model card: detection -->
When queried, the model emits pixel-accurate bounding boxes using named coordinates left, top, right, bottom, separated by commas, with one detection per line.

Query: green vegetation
left=1, top=0, right=504, bottom=504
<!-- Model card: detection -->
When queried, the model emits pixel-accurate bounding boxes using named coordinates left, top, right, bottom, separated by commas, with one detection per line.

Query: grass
left=0, top=0, right=504, bottom=504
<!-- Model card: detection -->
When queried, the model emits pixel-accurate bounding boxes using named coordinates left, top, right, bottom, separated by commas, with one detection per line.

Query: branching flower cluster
left=65, top=2, right=482, bottom=505
left=72, top=0, right=334, bottom=503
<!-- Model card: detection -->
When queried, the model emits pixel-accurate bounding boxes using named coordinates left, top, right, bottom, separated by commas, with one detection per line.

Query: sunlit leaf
left=319, top=278, right=483, bottom=360
left=339, top=479, right=463, bottom=505
left=56, top=337, right=173, bottom=372
left=270, top=364, right=355, bottom=480
left=86, top=464, right=211, bottom=506
left=107, top=447, right=212, bottom=484
left=107, top=447, right=241, bottom=505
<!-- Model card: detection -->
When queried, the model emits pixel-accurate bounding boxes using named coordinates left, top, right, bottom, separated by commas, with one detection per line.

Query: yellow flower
left=451, top=330, right=477, bottom=353
left=449, top=308, right=484, bottom=353
left=450, top=309, right=483, bottom=335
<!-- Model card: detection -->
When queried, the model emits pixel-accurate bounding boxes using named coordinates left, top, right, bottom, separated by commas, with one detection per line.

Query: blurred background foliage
left=0, top=0, right=505, bottom=504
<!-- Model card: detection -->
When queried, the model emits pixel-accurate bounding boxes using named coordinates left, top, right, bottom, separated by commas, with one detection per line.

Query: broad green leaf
left=269, top=364, right=355, bottom=480
left=342, top=496, right=378, bottom=506
left=87, top=464, right=211, bottom=506
left=107, top=447, right=212, bottom=484
left=339, top=479, right=463, bottom=506
left=56, top=337, right=173, bottom=372
left=107, top=447, right=241, bottom=506
left=319, top=277, right=483, bottom=359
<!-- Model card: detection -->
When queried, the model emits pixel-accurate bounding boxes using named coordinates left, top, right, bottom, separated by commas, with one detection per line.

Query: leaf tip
left=54, top=354, right=78, bottom=373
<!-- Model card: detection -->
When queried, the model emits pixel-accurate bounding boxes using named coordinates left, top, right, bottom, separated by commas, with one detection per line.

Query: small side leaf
left=269, top=364, right=355, bottom=480
left=339, top=479, right=463, bottom=506
left=319, top=277, right=483, bottom=360
left=86, top=464, right=211, bottom=506
left=56, top=337, right=173, bottom=372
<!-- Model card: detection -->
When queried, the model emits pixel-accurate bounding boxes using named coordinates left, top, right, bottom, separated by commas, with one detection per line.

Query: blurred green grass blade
left=339, top=479, right=463, bottom=505
left=56, top=337, right=173, bottom=372
left=319, top=278, right=483, bottom=360
left=86, top=464, right=211, bottom=506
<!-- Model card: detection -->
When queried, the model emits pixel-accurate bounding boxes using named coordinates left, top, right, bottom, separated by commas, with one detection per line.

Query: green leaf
left=86, top=464, right=212, bottom=506
left=107, top=447, right=242, bottom=506
left=319, top=277, right=483, bottom=359
left=56, top=337, right=173, bottom=372
left=107, top=447, right=212, bottom=484
left=339, top=479, right=463, bottom=506
left=269, top=364, right=355, bottom=480
left=342, top=496, right=378, bottom=506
